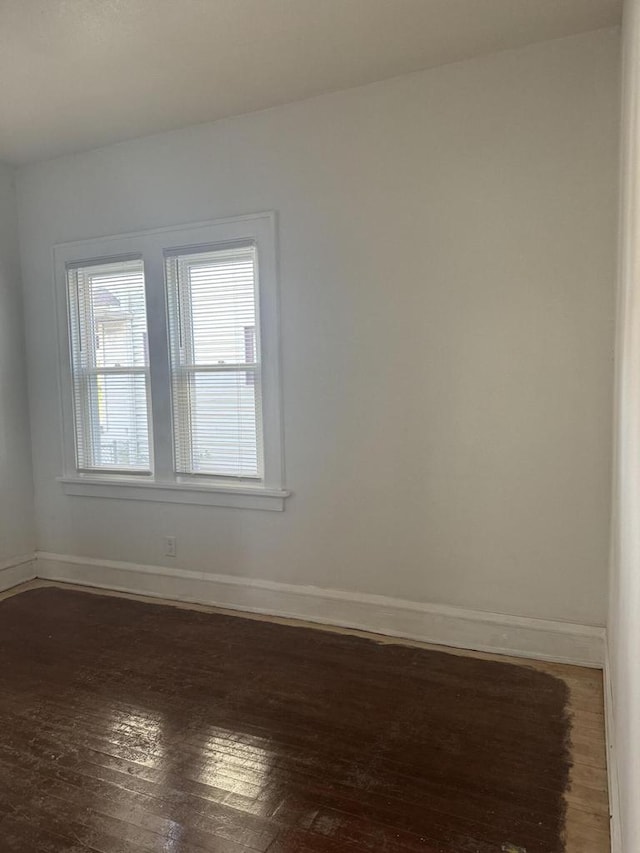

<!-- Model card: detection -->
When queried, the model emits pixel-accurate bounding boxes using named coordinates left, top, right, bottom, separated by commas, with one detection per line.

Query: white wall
left=17, top=29, right=619, bottom=625
left=0, top=163, right=35, bottom=562
left=609, top=0, right=640, bottom=848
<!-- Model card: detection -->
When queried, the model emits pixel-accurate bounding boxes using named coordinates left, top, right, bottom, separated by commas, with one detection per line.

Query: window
left=67, top=259, right=151, bottom=472
left=166, top=245, right=261, bottom=478
left=55, top=213, right=287, bottom=510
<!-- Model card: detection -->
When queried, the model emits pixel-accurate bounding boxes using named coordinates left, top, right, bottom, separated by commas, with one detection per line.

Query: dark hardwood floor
left=0, top=587, right=575, bottom=852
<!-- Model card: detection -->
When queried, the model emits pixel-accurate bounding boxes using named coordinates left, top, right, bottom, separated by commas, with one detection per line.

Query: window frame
left=54, top=212, right=289, bottom=511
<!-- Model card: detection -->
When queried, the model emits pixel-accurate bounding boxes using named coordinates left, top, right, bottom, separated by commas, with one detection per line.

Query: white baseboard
left=604, top=643, right=622, bottom=853
left=0, top=554, right=36, bottom=592
left=35, top=552, right=605, bottom=667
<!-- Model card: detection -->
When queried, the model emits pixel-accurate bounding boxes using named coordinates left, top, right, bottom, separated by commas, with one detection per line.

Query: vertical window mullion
left=141, top=251, right=174, bottom=481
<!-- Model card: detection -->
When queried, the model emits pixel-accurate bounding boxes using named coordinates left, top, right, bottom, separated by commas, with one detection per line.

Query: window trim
left=54, top=212, right=289, bottom=511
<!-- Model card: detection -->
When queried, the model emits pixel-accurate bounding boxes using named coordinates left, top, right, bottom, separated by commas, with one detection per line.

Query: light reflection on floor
left=101, top=704, right=278, bottom=847
left=105, top=704, right=167, bottom=770
left=195, top=727, right=275, bottom=803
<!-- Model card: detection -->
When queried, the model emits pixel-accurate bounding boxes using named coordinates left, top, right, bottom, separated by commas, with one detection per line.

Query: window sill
left=58, top=476, right=290, bottom=511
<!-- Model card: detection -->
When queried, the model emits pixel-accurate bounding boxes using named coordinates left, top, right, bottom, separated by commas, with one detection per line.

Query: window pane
left=74, top=260, right=148, bottom=369
left=81, top=372, right=150, bottom=470
left=187, top=249, right=256, bottom=366
left=187, top=370, right=259, bottom=477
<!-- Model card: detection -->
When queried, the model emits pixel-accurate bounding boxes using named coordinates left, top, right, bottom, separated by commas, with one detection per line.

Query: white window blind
left=166, top=245, right=262, bottom=478
left=67, top=258, right=151, bottom=472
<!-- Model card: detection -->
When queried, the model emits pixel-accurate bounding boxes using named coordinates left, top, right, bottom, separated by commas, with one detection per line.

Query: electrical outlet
left=163, top=536, right=177, bottom=557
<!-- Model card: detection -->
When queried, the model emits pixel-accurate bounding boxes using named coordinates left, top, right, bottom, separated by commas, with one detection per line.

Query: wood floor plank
left=0, top=584, right=609, bottom=852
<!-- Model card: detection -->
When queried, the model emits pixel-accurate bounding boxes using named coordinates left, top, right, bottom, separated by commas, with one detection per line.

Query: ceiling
left=0, top=0, right=621, bottom=165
